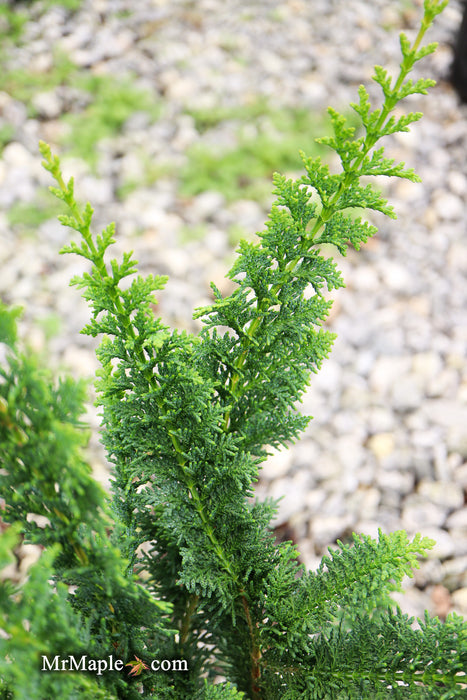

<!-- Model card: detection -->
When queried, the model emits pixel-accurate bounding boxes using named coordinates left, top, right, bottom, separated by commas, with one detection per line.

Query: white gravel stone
left=320, top=491, right=346, bottom=518
left=62, top=346, right=99, bottom=378
left=391, top=375, right=423, bottom=412
left=308, top=453, right=342, bottom=482
left=0, top=94, right=27, bottom=127
left=421, top=400, right=467, bottom=431
left=428, top=368, right=460, bottom=399
left=18, top=544, right=42, bottom=575
left=0, top=161, right=6, bottom=188
left=263, top=448, right=294, bottom=481
left=447, top=428, right=467, bottom=459
left=392, top=588, right=432, bottom=623
left=369, top=356, right=412, bottom=395
left=454, top=463, right=467, bottom=488
left=365, top=406, right=396, bottom=433
left=311, top=515, right=353, bottom=548
left=2, top=141, right=34, bottom=168
left=379, top=261, right=413, bottom=293
left=451, top=588, right=467, bottom=615
left=269, top=471, right=312, bottom=526
left=226, top=199, right=265, bottom=231
left=76, top=175, right=114, bottom=206
left=367, top=433, right=395, bottom=460
left=346, top=487, right=380, bottom=520
left=305, top=488, right=327, bottom=513
left=410, top=428, right=443, bottom=449
left=447, top=170, right=467, bottom=197
left=376, top=469, right=415, bottom=495
left=439, top=556, right=467, bottom=590
left=448, top=531, right=467, bottom=557
left=418, top=480, right=464, bottom=510
left=420, top=528, right=456, bottom=560
left=353, top=520, right=383, bottom=539
left=334, top=435, right=366, bottom=474
left=352, top=264, right=380, bottom=292
left=433, top=192, right=465, bottom=221
left=412, top=352, right=443, bottom=382
left=188, top=191, right=226, bottom=221
left=31, top=91, right=63, bottom=120
left=402, top=495, right=447, bottom=530
left=310, top=358, right=342, bottom=394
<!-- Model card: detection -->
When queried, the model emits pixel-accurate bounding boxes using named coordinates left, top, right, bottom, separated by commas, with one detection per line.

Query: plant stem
left=240, top=591, right=262, bottom=700
left=179, top=593, right=199, bottom=649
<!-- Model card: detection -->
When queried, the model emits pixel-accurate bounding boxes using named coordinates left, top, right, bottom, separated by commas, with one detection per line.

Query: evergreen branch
left=0, top=305, right=173, bottom=699
left=196, top=0, right=447, bottom=456
left=39, top=143, right=267, bottom=676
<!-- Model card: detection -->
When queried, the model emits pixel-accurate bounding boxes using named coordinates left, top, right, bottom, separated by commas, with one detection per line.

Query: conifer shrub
left=1, top=1, right=466, bottom=698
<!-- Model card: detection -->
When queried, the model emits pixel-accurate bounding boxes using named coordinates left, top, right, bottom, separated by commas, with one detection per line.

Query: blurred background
left=0, top=0, right=466, bottom=619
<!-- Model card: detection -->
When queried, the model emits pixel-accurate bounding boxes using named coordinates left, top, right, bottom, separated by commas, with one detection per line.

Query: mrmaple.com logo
left=41, top=654, right=188, bottom=676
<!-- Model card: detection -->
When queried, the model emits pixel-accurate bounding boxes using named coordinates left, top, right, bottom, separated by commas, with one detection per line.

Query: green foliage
left=116, top=99, right=321, bottom=202
left=61, top=74, right=162, bottom=168
left=0, top=4, right=28, bottom=45
left=6, top=188, right=64, bottom=235
left=0, top=56, right=160, bottom=161
left=0, top=50, right=76, bottom=113
left=179, top=101, right=332, bottom=203
left=41, top=0, right=82, bottom=9
left=2, top=0, right=81, bottom=11
left=0, top=533, right=112, bottom=700
left=0, top=124, right=15, bottom=152
left=0, top=301, right=174, bottom=699
left=0, top=38, right=159, bottom=161
left=116, top=151, right=174, bottom=201
left=1, top=2, right=465, bottom=698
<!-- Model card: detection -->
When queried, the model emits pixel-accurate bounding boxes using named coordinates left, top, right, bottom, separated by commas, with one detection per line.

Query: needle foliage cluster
left=1, top=2, right=466, bottom=698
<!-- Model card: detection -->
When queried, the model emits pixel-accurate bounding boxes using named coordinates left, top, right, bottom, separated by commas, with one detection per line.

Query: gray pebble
left=418, top=480, right=464, bottom=511
left=376, top=469, right=415, bottom=496
left=311, top=515, right=353, bottom=549
left=451, top=588, right=467, bottom=615
left=421, top=528, right=456, bottom=561
left=31, top=91, right=64, bottom=120
left=391, top=375, right=423, bottom=412
left=402, top=495, right=448, bottom=530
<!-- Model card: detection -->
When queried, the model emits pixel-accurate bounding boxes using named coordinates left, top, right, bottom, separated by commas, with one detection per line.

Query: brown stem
left=180, top=593, right=199, bottom=649
left=241, top=593, right=262, bottom=700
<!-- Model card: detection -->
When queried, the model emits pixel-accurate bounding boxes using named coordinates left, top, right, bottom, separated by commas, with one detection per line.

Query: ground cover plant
left=60, top=72, right=162, bottom=169
left=116, top=99, right=332, bottom=207
left=0, top=4, right=154, bottom=167
left=178, top=99, right=332, bottom=203
left=1, top=1, right=466, bottom=698
left=0, top=51, right=161, bottom=164
left=0, top=4, right=329, bottom=205
left=0, top=3, right=332, bottom=210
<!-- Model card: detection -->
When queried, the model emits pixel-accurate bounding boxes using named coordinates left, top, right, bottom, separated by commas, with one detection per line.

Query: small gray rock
left=418, top=480, right=464, bottom=510
left=311, top=515, right=353, bottom=548
left=402, top=495, right=447, bottom=530
left=421, top=528, right=456, bottom=560
left=391, top=374, right=423, bottom=412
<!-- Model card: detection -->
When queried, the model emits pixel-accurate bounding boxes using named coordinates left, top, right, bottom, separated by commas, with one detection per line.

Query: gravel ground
left=0, top=0, right=466, bottom=620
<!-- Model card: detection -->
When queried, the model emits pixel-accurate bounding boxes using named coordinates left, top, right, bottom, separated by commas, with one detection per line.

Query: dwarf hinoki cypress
left=1, top=1, right=465, bottom=698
